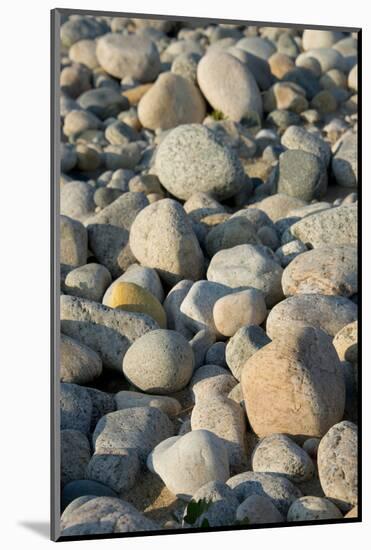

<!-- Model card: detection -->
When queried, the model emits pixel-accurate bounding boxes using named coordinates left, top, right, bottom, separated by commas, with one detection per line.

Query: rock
left=282, top=246, right=357, bottom=297
left=115, top=391, right=181, bottom=417
left=275, top=240, right=308, bottom=267
left=241, top=325, right=346, bottom=438
left=129, top=199, right=204, bottom=285
left=104, top=143, right=142, bottom=171
left=61, top=480, right=117, bottom=511
left=105, top=121, right=138, bottom=145
left=60, top=334, right=102, bottom=384
left=197, top=51, right=262, bottom=121
left=317, top=421, right=358, bottom=511
left=183, top=481, right=239, bottom=527
left=60, top=17, right=109, bottom=48
left=333, top=321, right=358, bottom=363
left=138, top=72, right=206, bottom=130
left=263, top=82, right=308, bottom=114
left=345, top=506, right=358, bottom=518
left=190, top=329, right=216, bottom=369
left=268, top=52, right=295, bottom=79
left=61, top=429, right=91, bottom=486
left=207, top=244, right=284, bottom=307
left=122, top=329, right=194, bottom=394
left=61, top=181, right=96, bottom=222
left=60, top=295, right=159, bottom=371
left=86, top=192, right=149, bottom=278
left=332, top=132, right=357, bottom=188
left=64, top=263, right=112, bottom=302
left=103, top=263, right=164, bottom=304
left=235, top=494, right=284, bottom=524
left=104, top=281, right=166, bottom=328
left=302, top=30, right=344, bottom=51
left=60, top=496, right=159, bottom=535
left=348, top=64, right=357, bottom=91
left=171, top=52, right=200, bottom=82
left=277, top=150, right=327, bottom=201
left=311, top=90, right=337, bottom=114
left=60, top=215, right=88, bottom=269
left=77, top=87, right=129, bottom=119
left=75, top=144, right=101, bottom=172
left=191, top=396, right=249, bottom=473
left=94, top=187, right=123, bottom=208
left=266, top=294, right=357, bottom=339
left=96, top=33, right=161, bottom=82
left=213, top=289, right=267, bottom=337
left=302, top=438, right=321, bottom=459
left=253, top=194, right=307, bottom=223
left=61, top=143, right=77, bottom=172
left=289, top=205, right=358, bottom=248
left=163, top=280, right=194, bottom=339
left=281, top=125, right=331, bottom=166
left=227, top=471, right=302, bottom=515
left=60, top=383, right=93, bottom=435
left=147, top=430, right=230, bottom=500
left=180, top=280, right=235, bottom=336
left=128, top=174, right=162, bottom=195
left=205, top=342, right=227, bottom=367
left=299, top=48, right=346, bottom=73
left=85, top=388, right=116, bottom=432
left=190, top=365, right=237, bottom=401
left=252, top=434, right=314, bottom=482
left=226, top=325, right=271, bottom=381
left=69, top=39, right=98, bottom=69
left=226, top=48, right=272, bottom=91
left=236, top=36, right=276, bottom=60
left=87, top=450, right=140, bottom=493
left=93, top=407, right=174, bottom=464
left=154, top=124, right=245, bottom=200
left=287, top=496, right=343, bottom=521
left=63, top=109, right=101, bottom=138
left=205, top=217, right=260, bottom=257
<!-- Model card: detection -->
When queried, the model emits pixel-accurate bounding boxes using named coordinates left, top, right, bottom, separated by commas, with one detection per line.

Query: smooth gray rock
left=129, top=199, right=205, bottom=286
left=282, top=246, right=357, bottom=297
left=105, top=121, right=139, bottom=145
left=61, top=143, right=77, bottom=172
left=61, top=17, right=109, bottom=48
left=277, top=149, right=328, bottom=201
left=86, top=192, right=149, bottom=278
left=77, top=87, right=129, bottom=119
left=207, top=244, right=284, bottom=307
left=226, top=325, right=271, bottom=381
left=94, top=187, right=123, bottom=208
left=317, top=421, right=358, bottom=512
left=147, top=430, right=230, bottom=500
left=190, top=329, right=216, bottom=369
left=122, top=329, right=194, bottom=394
left=287, top=496, right=343, bottom=521
left=60, top=295, right=159, bottom=371
left=64, top=263, right=112, bottom=302
left=155, top=124, right=245, bottom=200
left=61, top=429, right=91, bottom=486
left=332, top=132, right=357, bottom=188
left=281, top=125, right=332, bottom=166
left=61, top=181, right=96, bottom=222
left=190, top=365, right=237, bottom=401
left=252, top=434, right=314, bottom=482
left=115, top=391, right=181, bottom=417
left=61, top=496, right=159, bottom=535
left=205, top=342, right=227, bottom=368
left=266, top=294, right=357, bottom=339
left=61, top=480, right=117, bottom=511
left=60, top=215, right=88, bottom=270
left=205, top=217, right=260, bottom=258
left=93, top=406, right=174, bottom=464
left=63, top=109, right=101, bottom=138
left=60, top=334, right=102, bottom=384
left=87, top=450, right=140, bottom=493
left=96, top=33, right=161, bottom=81
left=236, top=36, right=276, bottom=60
left=85, top=387, right=116, bottom=432
left=104, top=143, right=142, bottom=171
left=236, top=494, right=284, bottom=524
left=163, top=279, right=194, bottom=338
left=275, top=240, right=308, bottom=267
left=60, top=383, right=93, bottom=435
left=227, top=471, right=302, bottom=515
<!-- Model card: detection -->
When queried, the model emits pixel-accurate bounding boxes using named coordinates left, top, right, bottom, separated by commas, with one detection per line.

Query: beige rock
left=253, top=194, right=307, bottom=222
left=263, top=82, right=308, bottom=114
left=268, top=52, right=295, bottom=80
left=241, top=325, right=346, bottom=438
left=287, top=496, right=343, bottom=521
left=213, top=289, right=267, bottom=337
left=282, top=246, right=357, bottom=297
left=333, top=321, right=358, bottom=363
left=138, top=72, right=206, bottom=130
left=69, top=39, right=98, bottom=69
left=122, top=83, right=153, bottom=105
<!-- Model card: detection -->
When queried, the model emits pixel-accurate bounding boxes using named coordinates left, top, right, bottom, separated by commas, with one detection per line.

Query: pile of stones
left=59, top=13, right=358, bottom=536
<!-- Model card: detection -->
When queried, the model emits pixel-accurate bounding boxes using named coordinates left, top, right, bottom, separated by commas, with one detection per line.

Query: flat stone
left=317, top=421, right=358, bottom=512
left=60, top=295, right=159, bottom=371
left=241, top=325, right=346, bottom=438
left=147, top=430, right=230, bottom=500
left=154, top=124, right=245, bottom=201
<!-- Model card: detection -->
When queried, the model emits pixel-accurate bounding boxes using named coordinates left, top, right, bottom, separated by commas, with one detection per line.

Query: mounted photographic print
left=51, top=8, right=361, bottom=542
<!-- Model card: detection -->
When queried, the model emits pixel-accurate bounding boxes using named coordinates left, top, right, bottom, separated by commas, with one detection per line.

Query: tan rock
left=213, top=289, right=267, bottom=337
left=253, top=194, right=307, bottom=222
left=241, top=325, right=346, bottom=438
left=122, top=83, right=153, bottom=105
left=333, top=321, right=358, bottom=363
left=268, top=52, right=295, bottom=80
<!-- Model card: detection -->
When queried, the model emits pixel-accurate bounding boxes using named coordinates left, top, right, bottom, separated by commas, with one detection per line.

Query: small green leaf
left=200, top=518, right=210, bottom=528
left=184, top=498, right=212, bottom=525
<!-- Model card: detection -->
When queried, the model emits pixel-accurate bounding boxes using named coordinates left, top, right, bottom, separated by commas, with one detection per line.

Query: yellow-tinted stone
left=122, top=84, right=153, bottom=106
left=107, top=281, right=167, bottom=328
